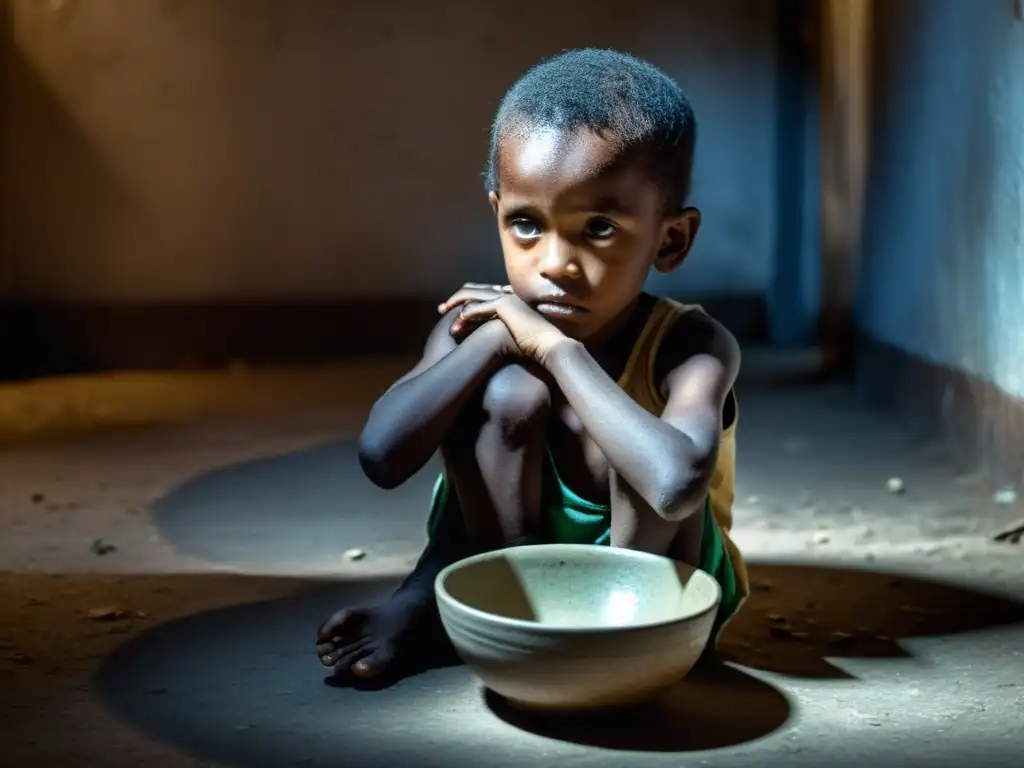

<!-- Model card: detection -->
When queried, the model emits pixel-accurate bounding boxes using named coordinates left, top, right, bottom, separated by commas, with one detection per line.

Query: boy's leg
left=316, top=363, right=550, bottom=680
left=609, top=478, right=740, bottom=652
left=446, top=361, right=551, bottom=550
left=608, top=475, right=704, bottom=568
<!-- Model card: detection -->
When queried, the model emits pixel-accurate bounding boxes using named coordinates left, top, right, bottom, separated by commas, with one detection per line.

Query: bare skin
left=316, top=322, right=549, bottom=679
left=316, top=127, right=739, bottom=683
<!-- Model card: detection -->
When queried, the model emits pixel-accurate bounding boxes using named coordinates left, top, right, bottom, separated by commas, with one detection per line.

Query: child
left=316, top=48, right=748, bottom=682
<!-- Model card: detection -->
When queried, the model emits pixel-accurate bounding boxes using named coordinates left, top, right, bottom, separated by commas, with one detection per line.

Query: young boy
left=316, top=48, right=749, bottom=682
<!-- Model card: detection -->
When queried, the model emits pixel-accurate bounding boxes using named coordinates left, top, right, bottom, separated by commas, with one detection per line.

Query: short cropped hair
left=485, top=48, right=697, bottom=211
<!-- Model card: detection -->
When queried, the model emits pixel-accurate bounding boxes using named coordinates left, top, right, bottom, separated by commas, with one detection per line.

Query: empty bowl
left=434, top=543, right=721, bottom=712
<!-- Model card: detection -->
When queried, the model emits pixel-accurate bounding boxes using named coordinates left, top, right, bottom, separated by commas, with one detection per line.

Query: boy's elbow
left=357, top=432, right=402, bottom=490
left=654, top=481, right=704, bottom=523
left=654, top=454, right=714, bottom=523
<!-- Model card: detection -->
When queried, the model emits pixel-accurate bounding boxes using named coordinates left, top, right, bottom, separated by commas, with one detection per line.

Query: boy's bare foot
left=316, top=578, right=453, bottom=682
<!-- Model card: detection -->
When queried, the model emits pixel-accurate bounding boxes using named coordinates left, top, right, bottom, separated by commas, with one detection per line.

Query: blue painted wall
left=858, top=0, right=1024, bottom=398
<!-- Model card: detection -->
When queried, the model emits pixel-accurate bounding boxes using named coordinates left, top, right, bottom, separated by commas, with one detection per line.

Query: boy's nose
left=539, top=240, right=582, bottom=279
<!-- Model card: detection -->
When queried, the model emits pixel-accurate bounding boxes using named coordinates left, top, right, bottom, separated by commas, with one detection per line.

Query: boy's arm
left=358, top=311, right=513, bottom=489
left=544, top=314, right=740, bottom=522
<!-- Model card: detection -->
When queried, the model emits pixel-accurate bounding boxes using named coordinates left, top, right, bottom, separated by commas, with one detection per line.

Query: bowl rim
left=434, top=543, right=722, bottom=635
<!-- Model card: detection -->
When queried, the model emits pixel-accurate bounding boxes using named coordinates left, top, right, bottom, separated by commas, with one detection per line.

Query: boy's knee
left=481, top=364, right=550, bottom=442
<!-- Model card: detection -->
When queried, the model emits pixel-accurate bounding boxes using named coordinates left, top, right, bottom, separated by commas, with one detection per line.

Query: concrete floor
left=1, top=358, right=1022, bottom=767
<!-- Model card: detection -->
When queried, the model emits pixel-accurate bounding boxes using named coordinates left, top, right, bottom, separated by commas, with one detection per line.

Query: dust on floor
left=0, top=361, right=1021, bottom=767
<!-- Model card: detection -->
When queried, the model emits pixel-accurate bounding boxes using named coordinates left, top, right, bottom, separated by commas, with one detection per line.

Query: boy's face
left=490, top=127, right=700, bottom=341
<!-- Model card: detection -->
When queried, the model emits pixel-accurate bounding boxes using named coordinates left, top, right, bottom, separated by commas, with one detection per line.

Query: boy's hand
left=439, top=283, right=519, bottom=356
left=473, top=316, right=520, bottom=358
left=439, top=283, right=513, bottom=337
left=443, top=287, right=572, bottom=367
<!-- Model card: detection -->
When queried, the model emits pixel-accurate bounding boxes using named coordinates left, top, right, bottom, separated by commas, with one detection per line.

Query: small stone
left=343, top=548, right=366, bottom=562
left=86, top=606, right=129, bottom=621
left=31, top=493, right=45, bottom=504
left=790, top=631, right=810, bottom=640
left=886, top=477, right=905, bottom=494
left=12, top=653, right=34, bottom=666
left=812, top=531, right=831, bottom=545
left=993, top=487, right=1017, bottom=505
left=135, top=611, right=149, bottom=619
left=766, top=612, right=787, bottom=623
left=90, top=539, right=117, bottom=556
left=769, top=625, right=793, bottom=639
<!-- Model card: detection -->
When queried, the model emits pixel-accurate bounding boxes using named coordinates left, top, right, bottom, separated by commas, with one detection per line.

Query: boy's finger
left=449, top=316, right=483, bottom=338
left=438, top=289, right=497, bottom=313
left=457, top=298, right=501, bottom=323
left=463, top=283, right=512, bottom=294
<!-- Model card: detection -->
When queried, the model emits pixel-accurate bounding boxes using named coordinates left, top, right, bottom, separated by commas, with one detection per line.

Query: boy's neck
left=582, top=292, right=655, bottom=380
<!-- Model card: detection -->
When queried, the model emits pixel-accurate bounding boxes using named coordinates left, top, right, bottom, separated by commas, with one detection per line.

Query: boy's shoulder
left=650, top=297, right=741, bottom=386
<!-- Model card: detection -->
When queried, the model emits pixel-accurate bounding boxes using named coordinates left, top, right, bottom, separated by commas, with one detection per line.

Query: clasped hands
left=437, top=283, right=573, bottom=367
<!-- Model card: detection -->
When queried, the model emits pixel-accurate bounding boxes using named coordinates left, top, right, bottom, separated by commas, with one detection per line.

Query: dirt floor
left=1, top=354, right=1021, bottom=767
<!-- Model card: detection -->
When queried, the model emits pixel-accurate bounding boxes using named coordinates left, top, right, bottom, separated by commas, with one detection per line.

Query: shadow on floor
left=152, top=439, right=441, bottom=571
left=93, top=575, right=787, bottom=767
left=716, top=562, right=1024, bottom=679
left=93, top=564, right=1024, bottom=766
left=483, top=660, right=789, bottom=752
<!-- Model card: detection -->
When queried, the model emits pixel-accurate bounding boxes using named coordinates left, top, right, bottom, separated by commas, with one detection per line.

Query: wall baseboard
left=856, top=333, right=1024, bottom=486
left=1, top=293, right=767, bottom=379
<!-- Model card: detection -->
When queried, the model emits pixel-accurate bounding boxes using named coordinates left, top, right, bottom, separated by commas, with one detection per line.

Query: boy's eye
left=584, top=218, right=617, bottom=239
left=509, top=218, right=542, bottom=240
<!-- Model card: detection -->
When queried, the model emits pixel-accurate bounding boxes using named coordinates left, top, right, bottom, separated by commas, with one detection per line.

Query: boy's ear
left=654, top=207, right=701, bottom=274
left=488, top=191, right=500, bottom=216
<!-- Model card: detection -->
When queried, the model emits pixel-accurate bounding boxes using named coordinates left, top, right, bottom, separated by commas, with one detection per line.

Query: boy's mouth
left=533, top=299, right=586, bottom=318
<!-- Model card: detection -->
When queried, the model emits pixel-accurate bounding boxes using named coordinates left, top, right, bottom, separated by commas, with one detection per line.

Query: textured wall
left=857, top=0, right=1024, bottom=400
left=3, top=0, right=778, bottom=303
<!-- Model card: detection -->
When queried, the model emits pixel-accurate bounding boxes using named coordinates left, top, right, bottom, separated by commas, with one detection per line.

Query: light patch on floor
left=0, top=361, right=1020, bottom=766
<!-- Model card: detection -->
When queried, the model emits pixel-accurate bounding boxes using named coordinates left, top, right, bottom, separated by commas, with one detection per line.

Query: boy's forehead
left=496, top=128, right=652, bottom=209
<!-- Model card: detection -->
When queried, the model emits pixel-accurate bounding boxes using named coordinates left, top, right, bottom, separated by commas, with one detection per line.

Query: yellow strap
left=615, top=299, right=674, bottom=387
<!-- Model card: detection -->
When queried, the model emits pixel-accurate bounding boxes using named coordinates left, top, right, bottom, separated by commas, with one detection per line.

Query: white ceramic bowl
left=434, top=543, right=721, bottom=712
